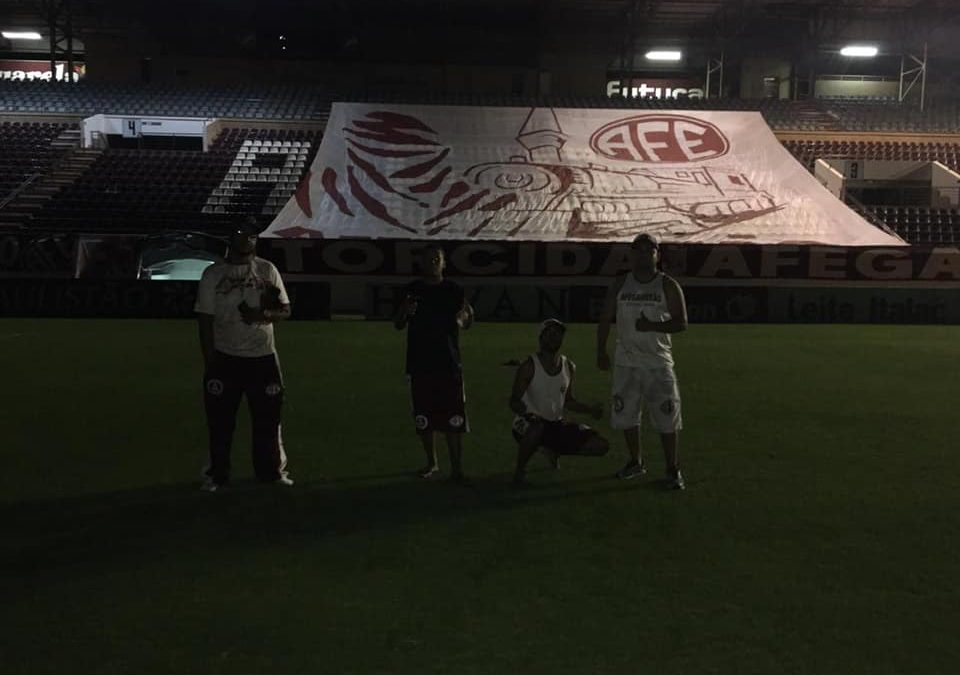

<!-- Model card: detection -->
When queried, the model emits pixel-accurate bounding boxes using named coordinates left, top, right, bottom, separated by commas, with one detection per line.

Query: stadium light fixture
left=2, top=31, right=43, bottom=40
left=840, top=45, right=878, bottom=58
left=645, top=50, right=683, bottom=62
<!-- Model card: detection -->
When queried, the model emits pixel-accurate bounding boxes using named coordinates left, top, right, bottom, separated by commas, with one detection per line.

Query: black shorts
left=409, top=371, right=468, bottom=434
left=512, top=419, right=599, bottom=455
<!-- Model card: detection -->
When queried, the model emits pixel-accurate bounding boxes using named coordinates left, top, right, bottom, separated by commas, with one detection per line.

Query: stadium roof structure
left=4, top=0, right=958, bottom=45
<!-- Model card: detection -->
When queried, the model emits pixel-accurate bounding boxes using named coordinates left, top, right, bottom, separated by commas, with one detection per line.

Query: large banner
left=259, top=239, right=960, bottom=282
left=264, top=104, right=904, bottom=246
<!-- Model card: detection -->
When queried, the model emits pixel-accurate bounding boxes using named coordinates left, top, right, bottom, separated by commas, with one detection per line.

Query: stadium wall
left=3, top=237, right=959, bottom=323
left=1, top=277, right=957, bottom=324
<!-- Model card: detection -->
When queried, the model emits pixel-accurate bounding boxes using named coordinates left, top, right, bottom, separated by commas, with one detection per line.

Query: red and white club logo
left=589, top=114, right=729, bottom=163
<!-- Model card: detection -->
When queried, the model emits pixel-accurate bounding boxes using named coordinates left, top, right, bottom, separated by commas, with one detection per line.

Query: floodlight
left=645, top=50, right=683, bottom=62
left=840, top=45, right=878, bottom=58
left=2, top=31, right=43, bottom=40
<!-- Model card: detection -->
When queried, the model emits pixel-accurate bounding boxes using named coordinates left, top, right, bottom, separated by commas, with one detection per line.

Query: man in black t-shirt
left=394, top=245, right=474, bottom=481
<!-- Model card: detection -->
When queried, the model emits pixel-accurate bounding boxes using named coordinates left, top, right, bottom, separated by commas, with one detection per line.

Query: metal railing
left=0, top=173, right=40, bottom=213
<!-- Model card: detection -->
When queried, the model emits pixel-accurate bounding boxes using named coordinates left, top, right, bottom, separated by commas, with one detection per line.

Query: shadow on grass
left=3, top=469, right=682, bottom=582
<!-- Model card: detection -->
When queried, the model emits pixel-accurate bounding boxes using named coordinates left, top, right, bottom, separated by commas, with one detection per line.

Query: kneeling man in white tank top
left=509, top=319, right=609, bottom=487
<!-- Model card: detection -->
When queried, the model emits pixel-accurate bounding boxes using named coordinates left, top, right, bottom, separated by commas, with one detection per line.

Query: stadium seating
left=23, top=127, right=321, bottom=233
left=0, top=120, right=77, bottom=201
left=0, top=81, right=333, bottom=122
left=820, top=98, right=960, bottom=134
left=2, top=80, right=959, bottom=132
left=859, top=205, right=960, bottom=245
left=781, top=139, right=960, bottom=171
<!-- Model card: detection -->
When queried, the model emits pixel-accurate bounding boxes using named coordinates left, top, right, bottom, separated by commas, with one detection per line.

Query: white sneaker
left=668, top=470, right=685, bottom=491
left=201, top=478, right=220, bottom=492
left=273, top=476, right=294, bottom=487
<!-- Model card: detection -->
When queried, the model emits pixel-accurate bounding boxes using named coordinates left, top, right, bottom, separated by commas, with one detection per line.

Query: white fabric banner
left=263, top=103, right=904, bottom=246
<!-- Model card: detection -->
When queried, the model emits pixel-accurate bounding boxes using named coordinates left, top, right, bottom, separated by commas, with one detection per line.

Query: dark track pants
left=203, top=351, right=287, bottom=485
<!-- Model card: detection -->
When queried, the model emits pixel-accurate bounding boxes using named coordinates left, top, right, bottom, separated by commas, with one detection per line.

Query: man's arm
left=265, top=266, right=291, bottom=322
left=261, top=304, right=291, bottom=323
left=508, top=357, right=537, bottom=418
left=563, top=362, right=602, bottom=419
left=394, top=292, right=417, bottom=330
left=457, top=300, right=474, bottom=329
left=195, top=268, right=217, bottom=365
left=197, top=313, right=215, bottom=367
left=238, top=300, right=290, bottom=324
left=635, top=276, right=688, bottom=334
left=596, top=276, right=623, bottom=371
left=240, top=267, right=293, bottom=324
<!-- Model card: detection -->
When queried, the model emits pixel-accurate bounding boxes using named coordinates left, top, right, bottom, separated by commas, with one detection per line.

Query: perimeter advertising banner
left=257, top=239, right=959, bottom=282
left=0, top=59, right=85, bottom=82
left=264, top=103, right=904, bottom=246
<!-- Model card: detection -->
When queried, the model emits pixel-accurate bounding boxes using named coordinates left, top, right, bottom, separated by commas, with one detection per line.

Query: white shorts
left=610, top=363, right=682, bottom=433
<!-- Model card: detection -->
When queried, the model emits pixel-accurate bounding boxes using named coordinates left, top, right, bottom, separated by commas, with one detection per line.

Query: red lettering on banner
left=589, top=115, right=729, bottom=163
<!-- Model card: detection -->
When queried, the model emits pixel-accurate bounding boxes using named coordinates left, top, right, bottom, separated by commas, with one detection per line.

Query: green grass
left=2, top=319, right=959, bottom=675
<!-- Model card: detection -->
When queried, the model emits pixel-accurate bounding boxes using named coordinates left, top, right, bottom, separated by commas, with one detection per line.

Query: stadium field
left=3, top=319, right=959, bottom=675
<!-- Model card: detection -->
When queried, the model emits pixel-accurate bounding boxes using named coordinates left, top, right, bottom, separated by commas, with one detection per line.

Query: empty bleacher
left=781, top=139, right=960, bottom=171
left=3, top=81, right=959, bottom=133
left=860, top=205, right=960, bottom=246
left=821, top=98, right=960, bottom=134
left=22, top=127, right=320, bottom=234
left=1, top=120, right=77, bottom=201
left=0, top=81, right=333, bottom=121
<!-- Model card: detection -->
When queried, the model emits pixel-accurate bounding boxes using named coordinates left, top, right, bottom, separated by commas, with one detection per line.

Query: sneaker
left=201, top=478, right=221, bottom=492
left=668, top=470, right=685, bottom=491
left=615, top=461, right=646, bottom=480
left=273, top=476, right=295, bottom=487
left=416, top=465, right=440, bottom=479
left=541, top=447, right=560, bottom=470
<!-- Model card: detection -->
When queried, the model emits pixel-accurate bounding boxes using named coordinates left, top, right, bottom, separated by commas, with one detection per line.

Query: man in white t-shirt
left=194, top=217, right=292, bottom=492
left=596, top=233, right=688, bottom=490
left=509, top=319, right=608, bottom=487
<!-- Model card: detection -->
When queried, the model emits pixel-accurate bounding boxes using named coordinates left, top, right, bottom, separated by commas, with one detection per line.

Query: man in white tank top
left=509, top=319, right=609, bottom=486
left=596, top=233, right=688, bottom=490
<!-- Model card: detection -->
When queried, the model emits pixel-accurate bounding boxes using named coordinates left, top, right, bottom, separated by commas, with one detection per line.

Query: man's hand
left=400, top=294, right=419, bottom=319
left=597, top=351, right=611, bottom=371
left=238, top=301, right=265, bottom=325
left=260, top=285, right=283, bottom=311
left=457, top=301, right=474, bottom=329
left=520, top=412, right=545, bottom=432
left=635, top=316, right=656, bottom=332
